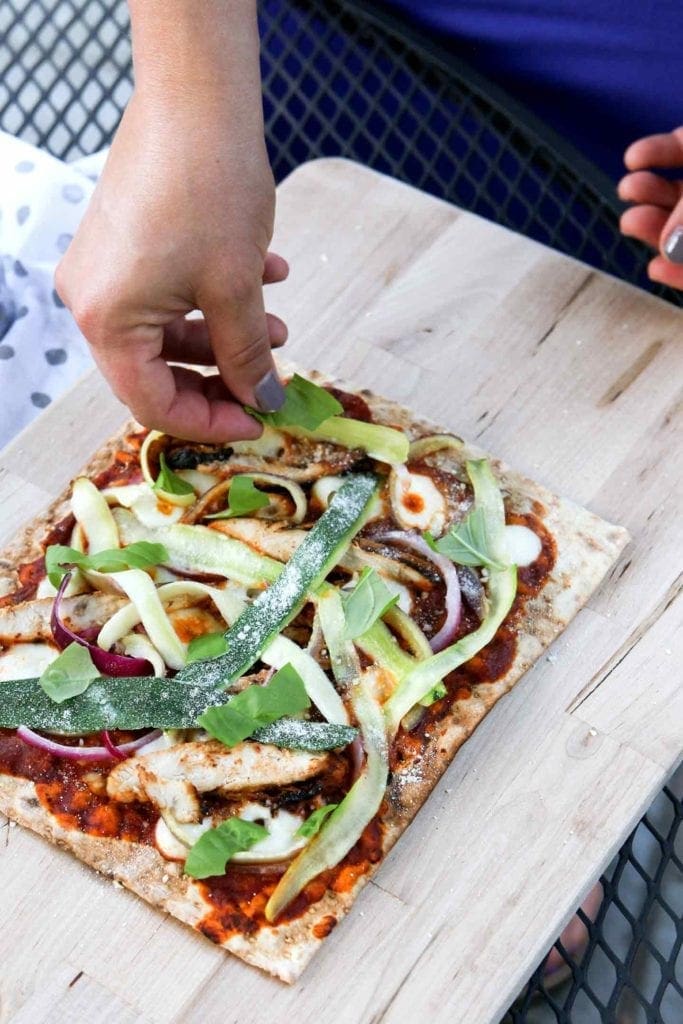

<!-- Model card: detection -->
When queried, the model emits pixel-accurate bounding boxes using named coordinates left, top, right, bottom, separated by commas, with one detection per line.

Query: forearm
left=128, top=0, right=266, bottom=146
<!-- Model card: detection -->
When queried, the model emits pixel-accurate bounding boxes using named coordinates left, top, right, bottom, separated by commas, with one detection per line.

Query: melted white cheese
left=504, top=524, right=542, bottom=567
left=154, top=802, right=308, bottom=864
left=390, top=467, right=447, bottom=533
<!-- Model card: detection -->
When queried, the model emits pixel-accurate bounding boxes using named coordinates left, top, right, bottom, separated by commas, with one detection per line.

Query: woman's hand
left=618, top=127, right=683, bottom=291
left=55, top=1, right=287, bottom=442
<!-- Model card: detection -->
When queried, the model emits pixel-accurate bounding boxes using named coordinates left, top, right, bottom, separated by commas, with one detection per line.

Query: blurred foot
left=618, top=127, right=683, bottom=291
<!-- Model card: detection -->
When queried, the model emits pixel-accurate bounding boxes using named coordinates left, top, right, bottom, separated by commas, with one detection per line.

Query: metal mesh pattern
left=0, top=2, right=681, bottom=1017
left=506, top=778, right=683, bottom=1023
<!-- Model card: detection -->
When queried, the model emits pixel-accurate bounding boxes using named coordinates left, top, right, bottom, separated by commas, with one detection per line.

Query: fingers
left=620, top=204, right=670, bottom=249
left=161, top=311, right=288, bottom=364
left=201, top=271, right=286, bottom=412
left=624, top=128, right=683, bottom=171
left=91, top=328, right=264, bottom=442
left=617, top=171, right=682, bottom=210
left=263, top=251, right=289, bottom=284
left=646, top=254, right=683, bottom=289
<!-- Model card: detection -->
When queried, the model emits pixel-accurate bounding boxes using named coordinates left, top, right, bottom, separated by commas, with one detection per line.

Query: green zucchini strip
left=383, top=459, right=517, bottom=734
left=285, top=418, right=409, bottom=465
left=175, top=473, right=377, bottom=691
left=265, top=669, right=389, bottom=921
left=316, top=584, right=361, bottom=687
left=114, top=510, right=282, bottom=587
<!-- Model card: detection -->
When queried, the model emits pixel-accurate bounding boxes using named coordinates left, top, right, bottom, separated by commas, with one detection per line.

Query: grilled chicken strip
left=107, top=740, right=332, bottom=822
left=0, top=593, right=126, bottom=646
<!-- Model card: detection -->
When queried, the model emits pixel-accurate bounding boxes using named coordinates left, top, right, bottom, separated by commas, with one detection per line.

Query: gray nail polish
left=254, top=370, right=286, bottom=412
left=663, top=226, right=683, bottom=263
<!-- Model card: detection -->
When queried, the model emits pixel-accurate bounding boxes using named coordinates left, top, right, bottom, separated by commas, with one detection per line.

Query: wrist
left=128, top=0, right=262, bottom=114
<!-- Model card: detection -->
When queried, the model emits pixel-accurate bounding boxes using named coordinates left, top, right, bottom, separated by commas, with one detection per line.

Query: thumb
left=203, top=276, right=286, bottom=413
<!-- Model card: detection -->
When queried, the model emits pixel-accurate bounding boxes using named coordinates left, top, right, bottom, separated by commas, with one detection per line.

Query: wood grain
left=0, top=159, right=681, bottom=1024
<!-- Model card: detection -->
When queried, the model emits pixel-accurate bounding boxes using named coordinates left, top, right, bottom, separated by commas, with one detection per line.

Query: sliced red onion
left=51, top=571, right=153, bottom=677
left=377, top=530, right=461, bottom=652
left=349, top=736, right=364, bottom=782
left=16, top=726, right=162, bottom=762
left=101, top=730, right=128, bottom=760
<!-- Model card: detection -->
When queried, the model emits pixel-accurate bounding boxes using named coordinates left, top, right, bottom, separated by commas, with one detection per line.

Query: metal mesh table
left=0, top=2, right=681, bottom=1019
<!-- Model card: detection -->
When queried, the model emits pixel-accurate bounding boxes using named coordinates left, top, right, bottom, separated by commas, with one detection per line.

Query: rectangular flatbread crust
left=0, top=365, right=629, bottom=982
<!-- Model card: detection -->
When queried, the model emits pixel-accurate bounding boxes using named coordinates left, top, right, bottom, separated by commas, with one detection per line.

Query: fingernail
left=663, top=226, right=683, bottom=263
left=254, top=370, right=286, bottom=412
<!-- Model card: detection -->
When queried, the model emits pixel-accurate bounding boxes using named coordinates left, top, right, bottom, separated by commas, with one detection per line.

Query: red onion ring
left=16, top=726, right=162, bottom=762
left=51, top=571, right=153, bottom=677
left=349, top=736, right=365, bottom=782
left=376, top=530, right=461, bottom=652
left=101, top=730, right=128, bottom=760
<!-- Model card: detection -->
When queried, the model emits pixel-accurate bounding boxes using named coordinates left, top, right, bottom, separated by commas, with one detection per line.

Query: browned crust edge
left=0, top=362, right=629, bottom=983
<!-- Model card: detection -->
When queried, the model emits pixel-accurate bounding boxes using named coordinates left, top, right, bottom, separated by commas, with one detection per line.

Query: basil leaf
left=256, top=374, right=343, bottom=431
left=342, top=568, right=399, bottom=640
left=205, top=475, right=270, bottom=520
left=433, top=507, right=506, bottom=570
left=296, top=804, right=339, bottom=839
left=39, top=642, right=100, bottom=704
left=186, top=632, right=230, bottom=664
left=45, top=541, right=169, bottom=587
left=154, top=453, right=195, bottom=497
left=197, top=663, right=310, bottom=748
left=184, top=818, right=268, bottom=879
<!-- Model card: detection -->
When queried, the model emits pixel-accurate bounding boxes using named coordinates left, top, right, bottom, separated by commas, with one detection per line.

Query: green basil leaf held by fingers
left=296, top=804, right=339, bottom=839
left=205, top=475, right=270, bottom=520
left=39, top=642, right=100, bottom=703
left=198, top=664, right=311, bottom=748
left=175, top=473, right=378, bottom=692
left=184, top=818, right=269, bottom=880
left=342, top=567, right=399, bottom=640
left=255, top=374, right=343, bottom=431
left=45, top=540, right=169, bottom=588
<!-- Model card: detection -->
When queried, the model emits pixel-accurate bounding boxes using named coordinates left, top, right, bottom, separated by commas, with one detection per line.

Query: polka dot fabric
left=0, top=132, right=107, bottom=450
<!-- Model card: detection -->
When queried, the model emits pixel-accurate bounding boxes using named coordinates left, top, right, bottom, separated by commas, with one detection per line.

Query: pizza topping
left=185, top=817, right=269, bottom=879
left=71, top=477, right=120, bottom=553
left=51, top=571, right=155, bottom=677
left=341, top=568, right=399, bottom=640
left=107, top=739, right=332, bottom=806
left=265, top=668, right=388, bottom=921
left=45, top=540, right=168, bottom=590
left=504, top=524, right=543, bottom=567
left=153, top=453, right=197, bottom=508
left=408, top=433, right=464, bottom=460
left=261, top=634, right=349, bottom=725
left=389, top=465, right=447, bottom=533
left=296, top=803, right=339, bottom=838
left=198, top=473, right=307, bottom=525
left=36, top=643, right=99, bottom=710
left=16, top=724, right=161, bottom=763
left=376, top=531, right=461, bottom=651
left=175, top=473, right=377, bottom=692
left=197, top=664, right=311, bottom=748
left=384, top=461, right=517, bottom=734
left=114, top=512, right=282, bottom=587
left=252, top=719, right=358, bottom=751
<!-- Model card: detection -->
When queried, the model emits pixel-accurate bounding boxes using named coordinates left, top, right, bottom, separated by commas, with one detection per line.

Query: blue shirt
left=386, top=1, right=682, bottom=181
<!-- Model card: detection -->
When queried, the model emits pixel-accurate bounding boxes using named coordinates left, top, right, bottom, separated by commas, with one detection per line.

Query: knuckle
left=229, top=331, right=270, bottom=371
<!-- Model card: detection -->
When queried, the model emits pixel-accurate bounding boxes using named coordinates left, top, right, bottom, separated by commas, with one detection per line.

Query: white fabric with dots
left=0, top=131, right=108, bottom=450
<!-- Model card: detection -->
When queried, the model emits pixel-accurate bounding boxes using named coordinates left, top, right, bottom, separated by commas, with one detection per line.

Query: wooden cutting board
left=1, top=159, right=681, bottom=1024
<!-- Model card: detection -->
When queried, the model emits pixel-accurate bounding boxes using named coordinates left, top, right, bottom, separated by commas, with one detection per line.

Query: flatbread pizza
left=0, top=366, right=628, bottom=982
